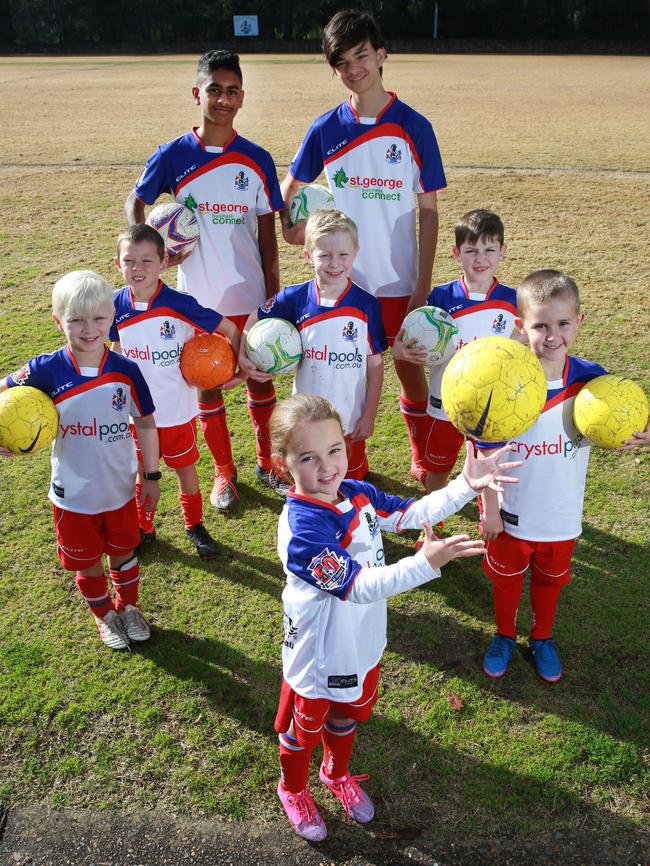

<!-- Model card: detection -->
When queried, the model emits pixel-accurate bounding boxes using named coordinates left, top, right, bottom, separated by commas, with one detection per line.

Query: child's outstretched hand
left=238, top=351, right=273, bottom=384
left=461, top=441, right=522, bottom=492
left=0, top=445, right=14, bottom=458
left=419, top=520, right=485, bottom=569
left=391, top=328, right=429, bottom=364
left=619, top=423, right=650, bottom=450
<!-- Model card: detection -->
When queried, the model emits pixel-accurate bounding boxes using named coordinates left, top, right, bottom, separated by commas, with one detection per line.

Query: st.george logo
left=309, top=548, right=348, bottom=591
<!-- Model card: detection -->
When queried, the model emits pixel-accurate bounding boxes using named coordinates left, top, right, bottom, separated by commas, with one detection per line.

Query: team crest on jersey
left=308, top=547, right=348, bottom=591
left=12, top=364, right=30, bottom=384
left=261, top=297, right=276, bottom=314
left=112, top=387, right=128, bottom=412
left=492, top=313, right=507, bottom=334
left=160, top=320, right=176, bottom=340
left=364, top=511, right=379, bottom=537
left=385, top=143, right=402, bottom=164
left=234, top=170, right=249, bottom=191
left=342, top=321, right=358, bottom=342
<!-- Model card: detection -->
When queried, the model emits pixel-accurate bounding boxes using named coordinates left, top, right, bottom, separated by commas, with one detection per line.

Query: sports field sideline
left=0, top=53, right=648, bottom=840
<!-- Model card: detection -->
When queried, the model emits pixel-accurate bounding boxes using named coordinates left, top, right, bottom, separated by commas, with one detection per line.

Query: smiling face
left=192, top=68, right=244, bottom=132
left=306, top=230, right=358, bottom=296
left=453, top=235, right=507, bottom=292
left=332, top=39, right=386, bottom=98
left=280, top=418, right=349, bottom=504
left=115, top=239, right=165, bottom=300
left=516, top=295, right=584, bottom=377
left=54, top=302, right=114, bottom=365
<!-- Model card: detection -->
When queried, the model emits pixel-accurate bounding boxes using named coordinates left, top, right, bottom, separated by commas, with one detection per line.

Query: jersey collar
left=65, top=345, right=109, bottom=375
left=346, top=91, right=397, bottom=124
left=191, top=126, right=238, bottom=152
left=313, top=278, right=352, bottom=306
left=460, top=275, right=498, bottom=299
left=128, top=279, right=164, bottom=310
left=287, top=489, right=347, bottom=512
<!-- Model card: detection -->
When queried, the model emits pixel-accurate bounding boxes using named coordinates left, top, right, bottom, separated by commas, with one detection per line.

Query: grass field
left=0, top=54, right=649, bottom=839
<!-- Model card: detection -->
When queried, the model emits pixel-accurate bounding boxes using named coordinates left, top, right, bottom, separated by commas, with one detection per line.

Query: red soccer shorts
left=133, top=420, right=199, bottom=469
left=274, top=663, right=380, bottom=749
left=423, top=417, right=466, bottom=473
left=379, top=296, right=410, bottom=346
left=52, top=498, right=140, bottom=570
left=483, top=532, right=575, bottom=585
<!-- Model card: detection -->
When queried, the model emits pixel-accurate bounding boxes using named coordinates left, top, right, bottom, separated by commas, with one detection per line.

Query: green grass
left=0, top=56, right=649, bottom=837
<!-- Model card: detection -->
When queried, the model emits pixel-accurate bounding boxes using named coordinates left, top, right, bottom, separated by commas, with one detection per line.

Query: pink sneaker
left=318, top=765, right=375, bottom=823
left=277, top=782, right=327, bottom=842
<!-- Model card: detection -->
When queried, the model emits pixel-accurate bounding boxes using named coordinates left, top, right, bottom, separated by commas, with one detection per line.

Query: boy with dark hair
left=280, top=9, right=446, bottom=485
left=125, top=50, right=286, bottom=512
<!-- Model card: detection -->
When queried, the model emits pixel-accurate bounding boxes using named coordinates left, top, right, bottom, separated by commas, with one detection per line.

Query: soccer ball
left=400, top=306, right=459, bottom=366
left=441, top=337, right=546, bottom=442
left=0, top=386, right=59, bottom=455
left=573, top=374, right=648, bottom=449
left=146, top=202, right=200, bottom=257
left=180, top=333, right=236, bottom=389
left=289, top=183, right=335, bottom=226
left=246, top=318, right=302, bottom=375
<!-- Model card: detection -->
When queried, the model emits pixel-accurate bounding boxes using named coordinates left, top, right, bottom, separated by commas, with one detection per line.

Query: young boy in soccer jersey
left=111, top=224, right=240, bottom=559
left=239, top=209, right=387, bottom=479
left=125, top=49, right=285, bottom=512
left=394, top=210, right=517, bottom=504
left=476, top=270, right=649, bottom=683
left=0, top=271, right=160, bottom=651
left=279, top=10, right=446, bottom=485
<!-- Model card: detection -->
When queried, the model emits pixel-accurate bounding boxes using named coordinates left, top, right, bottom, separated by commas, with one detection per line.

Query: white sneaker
left=121, top=604, right=151, bottom=642
left=95, top=609, right=131, bottom=650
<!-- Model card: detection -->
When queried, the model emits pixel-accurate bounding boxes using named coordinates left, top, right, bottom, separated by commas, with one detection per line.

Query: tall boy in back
left=125, top=50, right=285, bottom=511
left=478, top=271, right=610, bottom=682
left=0, top=271, right=160, bottom=651
left=394, top=210, right=516, bottom=507
left=240, top=209, right=386, bottom=479
left=111, top=224, right=240, bottom=559
left=280, top=10, right=446, bottom=484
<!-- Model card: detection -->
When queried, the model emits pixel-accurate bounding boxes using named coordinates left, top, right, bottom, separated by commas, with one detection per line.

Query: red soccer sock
left=109, top=556, right=140, bottom=611
left=399, top=397, right=431, bottom=482
left=179, top=491, right=203, bottom=530
left=278, top=732, right=312, bottom=793
left=321, top=720, right=357, bottom=779
left=529, top=568, right=568, bottom=640
left=247, top=386, right=276, bottom=471
left=75, top=572, right=113, bottom=619
left=135, top=482, right=156, bottom=534
left=484, top=559, right=524, bottom=639
left=199, top=397, right=235, bottom=475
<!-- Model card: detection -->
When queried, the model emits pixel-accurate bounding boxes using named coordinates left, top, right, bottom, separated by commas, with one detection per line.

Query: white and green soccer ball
left=288, top=183, right=335, bottom=226
left=400, top=305, right=459, bottom=366
left=246, top=318, right=303, bottom=375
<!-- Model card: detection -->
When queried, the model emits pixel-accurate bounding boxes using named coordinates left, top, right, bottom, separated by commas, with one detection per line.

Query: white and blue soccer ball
left=246, top=318, right=303, bottom=375
left=146, top=202, right=200, bottom=257
left=289, top=183, right=335, bottom=226
left=401, top=306, right=459, bottom=366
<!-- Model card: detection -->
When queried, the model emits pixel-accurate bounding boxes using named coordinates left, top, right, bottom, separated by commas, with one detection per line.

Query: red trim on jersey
left=324, top=122, right=420, bottom=170
left=52, top=371, right=135, bottom=406
left=452, top=298, right=518, bottom=319
left=176, top=146, right=272, bottom=205
left=128, top=280, right=163, bottom=310
left=114, top=305, right=214, bottom=333
left=314, top=278, right=352, bottom=306
left=190, top=127, right=237, bottom=152
left=297, top=305, right=369, bottom=331
left=562, top=355, right=570, bottom=386
left=542, top=380, right=585, bottom=414
left=287, top=490, right=342, bottom=512
left=346, top=91, right=397, bottom=124
left=339, top=492, right=370, bottom=548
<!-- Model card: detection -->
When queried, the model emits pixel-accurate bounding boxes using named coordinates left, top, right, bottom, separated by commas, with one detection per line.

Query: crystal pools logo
left=59, top=418, right=131, bottom=443
left=510, top=433, right=580, bottom=460
left=332, top=166, right=402, bottom=200
left=122, top=343, right=182, bottom=367
left=302, top=345, right=363, bottom=370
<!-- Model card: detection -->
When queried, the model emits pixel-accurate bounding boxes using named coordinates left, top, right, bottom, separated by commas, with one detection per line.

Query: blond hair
left=270, top=394, right=343, bottom=462
left=517, top=269, right=580, bottom=317
left=304, top=208, right=358, bottom=254
left=52, top=270, right=114, bottom=319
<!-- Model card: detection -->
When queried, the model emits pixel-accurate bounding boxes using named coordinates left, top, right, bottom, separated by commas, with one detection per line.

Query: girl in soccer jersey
left=268, top=394, right=520, bottom=841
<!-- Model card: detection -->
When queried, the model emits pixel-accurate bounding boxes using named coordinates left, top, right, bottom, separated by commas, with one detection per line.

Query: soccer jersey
left=133, top=129, right=283, bottom=316
left=257, top=279, right=387, bottom=433
left=427, top=278, right=517, bottom=421
left=6, top=347, right=154, bottom=515
left=290, top=94, right=446, bottom=299
left=278, top=474, right=475, bottom=701
left=477, top=355, right=607, bottom=542
left=110, top=280, right=223, bottom=428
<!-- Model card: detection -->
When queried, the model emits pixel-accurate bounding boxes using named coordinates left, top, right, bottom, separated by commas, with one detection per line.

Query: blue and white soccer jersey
left=133, top=129, right=284, bottom=316
left=427, top=278, right=518, bottom=421
left=110, top=280, right=222, bottom=428
left=290, top=94, right=446, bottom=298
left=6, top=347, right=155, bottom=514
left=257, top=279, right=387, bottom=433
left=478, top=356, right=607, bottom=541
left=278, top=474, right=476, bottom=701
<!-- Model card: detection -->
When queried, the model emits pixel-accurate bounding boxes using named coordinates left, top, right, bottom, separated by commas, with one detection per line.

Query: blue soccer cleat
left=529, top=638, right=562, bottom=683
left=483, top=634, right=516, bottom=678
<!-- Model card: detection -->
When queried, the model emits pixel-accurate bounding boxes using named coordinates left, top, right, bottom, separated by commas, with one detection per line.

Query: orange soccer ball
left=180, top=333, right=236, bottom=389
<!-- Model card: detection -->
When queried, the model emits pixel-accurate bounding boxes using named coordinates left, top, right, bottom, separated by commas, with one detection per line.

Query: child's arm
left=237, top=310, right=273, bottom=383
left=279, top=173, right=306, bottom=246
left=257, top=213, right=280, bottom=298
left=407, top=192, right=439, bottom=313
left=391, top=327, right=429, bottom=364
left=620, top=418, right=650, bottom=449
left=215, top=316, right=244, bottom=391
left=132, top=414, right=161, bottom=510
left=348, top=354, right=383, bottom=441
left=477, top=445, right=505, bottom=541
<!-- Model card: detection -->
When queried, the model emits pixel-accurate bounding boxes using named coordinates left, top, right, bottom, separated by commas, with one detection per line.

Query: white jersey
left=110, top=281, right=223, bottom=428
left=427, top=278, right=517, bottom=421
left=278, top=475, right=475, bottom=701
left=7, top=347, right=155, bottom=515
left=290, top=94, right=446, bottom=298
left=258, top=279, right=387, bottom=433
left=478, top=356, right=607, bottom=541
left=134, top=129, right=283, bottom=316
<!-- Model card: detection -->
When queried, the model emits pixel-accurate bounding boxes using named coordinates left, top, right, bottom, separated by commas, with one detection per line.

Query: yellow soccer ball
left=441, top=336, right=546, bottom=442
left=573, top=374, right=648, bottom=449
left=0, top=386, right=59, bottom=455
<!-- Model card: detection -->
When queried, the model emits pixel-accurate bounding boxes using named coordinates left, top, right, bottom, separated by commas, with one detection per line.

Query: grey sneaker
left=256, top=464, right=291, bottom=498
left=210, top=470, right=239, bottom=512
left=121, top=604, right=151, bottom=642
left=95, top=609, right=131, bottom=650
